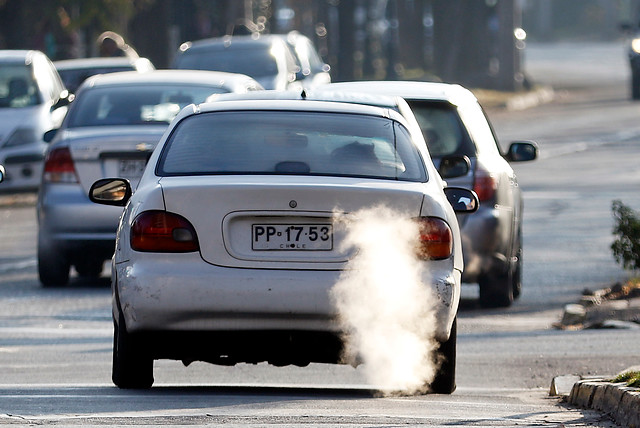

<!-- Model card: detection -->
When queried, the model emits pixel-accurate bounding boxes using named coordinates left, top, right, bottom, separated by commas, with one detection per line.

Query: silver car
left=0, top=50, right=72, bottom=192
left=324, top=81, right=538, bottom=308
left=37, top=70, right=263, bottom=287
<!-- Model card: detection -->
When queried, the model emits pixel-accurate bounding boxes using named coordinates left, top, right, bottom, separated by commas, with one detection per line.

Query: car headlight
left=3, top=127, right=39, bottom=148
left=632, top=38, right=640, bottom=54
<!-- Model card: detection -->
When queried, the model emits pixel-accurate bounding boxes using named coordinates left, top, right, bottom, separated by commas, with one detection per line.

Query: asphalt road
left=0, top=41, right=638, bottom=426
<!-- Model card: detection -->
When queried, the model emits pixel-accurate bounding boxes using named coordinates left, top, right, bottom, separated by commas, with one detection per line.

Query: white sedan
left=90, top=99, right=477, bottom=393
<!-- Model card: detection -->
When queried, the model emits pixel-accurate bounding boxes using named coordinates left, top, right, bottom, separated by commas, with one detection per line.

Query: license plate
left=118, top=159, right=147, bottom=178
left=252, top=224, right=333, bottom=250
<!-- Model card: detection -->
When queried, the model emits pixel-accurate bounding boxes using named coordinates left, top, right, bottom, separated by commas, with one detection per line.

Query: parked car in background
left=173, top=34, right=301, bottom=90
left=37, top=70, right=263, bottom=287
left=0, top=50, right=73, bottom=192
left=89, top=98, right=477, bottom=391
left=323, top=81, right=538, bottom=308
left=54, top=56, right=155, bottom=93
left=276, top=31, right=330, bottom=89
left=0, top=164, right=4, bottom=183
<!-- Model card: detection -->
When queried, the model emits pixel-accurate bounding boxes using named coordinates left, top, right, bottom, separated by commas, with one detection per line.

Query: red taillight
left=472, top=166, right=497, bottom=202
left=43, top=147, right=78, bottom=183
left=130, top=210, right=199, bottom=252
left=415, top=217, right=453, bottom=260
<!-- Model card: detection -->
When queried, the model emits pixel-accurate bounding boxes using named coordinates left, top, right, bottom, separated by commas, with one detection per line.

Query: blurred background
left=1, top=0, right=640, bottom=92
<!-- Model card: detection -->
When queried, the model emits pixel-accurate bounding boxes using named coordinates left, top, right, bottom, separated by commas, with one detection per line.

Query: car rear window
left=406, top=101, right=476, bottom=158
left=66, top=84, right=230, bottom=127
left=157, top=110, right=427, bottom=182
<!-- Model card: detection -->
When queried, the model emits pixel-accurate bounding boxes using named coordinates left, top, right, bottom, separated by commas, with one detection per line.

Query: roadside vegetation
left=611, top=200, right=640, bottom=271
left=612, top=370, right=640, bottom=388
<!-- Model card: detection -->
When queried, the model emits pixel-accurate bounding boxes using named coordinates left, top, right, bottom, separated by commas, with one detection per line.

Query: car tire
left=74, top=257, right=104, bottom=278
left=512, top=233, right=523, bottom=300
left=478, top=267, right=514, bottom=308
left=429, top=317, right=456, bottom=394
left=632, top=69, right=640, bottom=100
left=37, top=236, right=70, bottom=287
left=112, top=312, right=154, bottom=389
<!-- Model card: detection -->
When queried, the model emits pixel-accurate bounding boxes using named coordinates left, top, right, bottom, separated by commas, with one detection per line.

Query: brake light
left=473, top=165, right=497, bottom=202
left=130, top=210, right=199, bottom=252
left=415, top=217, right=452, bottom=260
left=43, top=147, right=78, bottom=183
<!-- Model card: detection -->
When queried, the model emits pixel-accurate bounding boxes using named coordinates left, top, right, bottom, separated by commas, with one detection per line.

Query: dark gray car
left=323, top=81, right=538, bottom=308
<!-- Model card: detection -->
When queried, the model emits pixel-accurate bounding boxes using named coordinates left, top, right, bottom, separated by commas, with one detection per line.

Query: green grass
left=612, top=371, right=640, bottom=388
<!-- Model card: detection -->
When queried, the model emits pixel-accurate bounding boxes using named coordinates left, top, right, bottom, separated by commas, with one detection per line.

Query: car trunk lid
left=64, top=126, right=165, bottom=193
left=159, top=175, right=426, bottom=270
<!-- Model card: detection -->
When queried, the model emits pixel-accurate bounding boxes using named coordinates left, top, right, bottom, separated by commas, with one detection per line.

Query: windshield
left=158, top=111, right=426, bottom=182
left=407, top=101, right=476, bottom=158
left=0, top=63, right=40, bottom=108
left=66, top=84, right=230, bottom=127
left=176, top=46, right=279, bottom=78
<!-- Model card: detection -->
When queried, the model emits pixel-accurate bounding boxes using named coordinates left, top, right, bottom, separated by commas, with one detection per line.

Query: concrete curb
left=567, top=377, right=640, bottom=428
left=555, top=282, right=640, bottom=330
left=0, top=192, right=37, bottom=208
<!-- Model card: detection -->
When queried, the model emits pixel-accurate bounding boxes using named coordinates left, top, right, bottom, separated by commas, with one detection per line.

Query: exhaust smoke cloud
left=331, top=206, right=440, bottom=395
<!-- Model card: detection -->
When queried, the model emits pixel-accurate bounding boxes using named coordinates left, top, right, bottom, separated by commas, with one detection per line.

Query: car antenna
left=300, top=89, right=307, bottom=100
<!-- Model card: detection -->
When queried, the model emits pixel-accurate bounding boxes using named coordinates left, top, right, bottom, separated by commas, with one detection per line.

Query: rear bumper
left=459, top=205, right=512, bottom=283
left=114, top=252, right=460, bottom=344
left=0, top=158, right=43, bottom=192
left=37, top=183, right=123, bottom=254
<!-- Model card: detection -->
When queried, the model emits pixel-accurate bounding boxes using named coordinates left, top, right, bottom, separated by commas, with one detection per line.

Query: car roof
left=80, top=69, right=259, bottom=89
left=0, top=49, right=43, bottom=63
left=53, top=57, right=148, bottom=70
left=183, top=98, right=400, bottom=122
left=322, top=81, right=479, bottom=107
left=208, top=89, right=406, bottom=110
left=180, top=34, right=285, bottom=52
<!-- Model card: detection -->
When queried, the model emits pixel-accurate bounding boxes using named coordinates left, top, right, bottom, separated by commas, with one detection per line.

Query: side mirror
left=505, top=140, right=538, bottom=162
left=43, top=128, right=58, bottom=143
left=0, top=165, right=5, bottom=183
left=89, top=178, right=132, bottom=206
left=444, top=187, right=479, bottom=214
left=438, top=155, right=470, bottom=179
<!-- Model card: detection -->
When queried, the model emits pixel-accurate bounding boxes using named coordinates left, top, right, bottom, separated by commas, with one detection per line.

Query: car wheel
left=478, top=267, right=514, bottom=308
left=112, top=312, right=154, bottom=389
left=632, top=70, right=640, bottom=100
left=37, top=236, right=70, bottom=287
left=429, top=317, right=456, bottom=394
left=512, top=235, right=523, bottom=300
left=74, top=257, right=104, bottom=278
